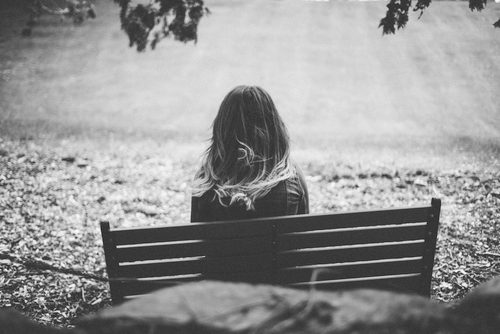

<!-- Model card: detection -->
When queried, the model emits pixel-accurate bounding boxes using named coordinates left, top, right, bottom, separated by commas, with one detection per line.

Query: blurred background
left=1, top=0, right=499, bottom=164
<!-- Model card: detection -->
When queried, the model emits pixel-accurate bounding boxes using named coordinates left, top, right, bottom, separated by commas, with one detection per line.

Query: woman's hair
left=192, top=85, right=295, bottom=210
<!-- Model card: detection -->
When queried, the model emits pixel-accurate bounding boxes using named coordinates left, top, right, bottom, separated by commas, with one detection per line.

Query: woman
left=191, top=85, right=309, bottom=222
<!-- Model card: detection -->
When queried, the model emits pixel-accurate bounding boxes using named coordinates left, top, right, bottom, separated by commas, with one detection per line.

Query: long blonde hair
left=192, top=85, right=295, bottom=210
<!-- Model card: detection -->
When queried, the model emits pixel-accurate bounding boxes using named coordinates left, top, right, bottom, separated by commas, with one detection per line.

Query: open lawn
left=0, top=0, right=500, bottom=327
left=1, top=0, right=500, bottom=162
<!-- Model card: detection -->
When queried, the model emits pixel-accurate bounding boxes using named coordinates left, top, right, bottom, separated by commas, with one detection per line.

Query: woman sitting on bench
left=191, top=85, right=309, bottom=222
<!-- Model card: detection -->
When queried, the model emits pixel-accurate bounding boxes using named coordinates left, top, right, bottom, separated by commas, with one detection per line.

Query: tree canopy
left=24, top=0, right=209, bottom=51
left=379, top=0, right=500, bottom=34
left=113, top=0, right=209, bottom=51
left=24, top=0, right=500, bottom=52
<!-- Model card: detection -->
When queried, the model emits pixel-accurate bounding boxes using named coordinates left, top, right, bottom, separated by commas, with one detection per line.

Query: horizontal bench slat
left=117, top=253, right=274, bottom=278
left=117, top=236, right=273, bottom=262
left=276, top=224, right=426, bottom=251
left=118, top=276, right=201, bottom=297
left=289, top=274, right=422, bottom=294
left=117, top=257, right=203, bottom=278
left=276, top=207, right=430, bottom=233
left=112, top=220, right=272, bottom=245
left=119, top=275, right=203, bottom=296
left=275, top=257, right=423, bottom=284
left=207, top=270, right=274, bottom=284
left=118, top=269, right=274, bottom=297
left=276, top=241, right=424, bottom=267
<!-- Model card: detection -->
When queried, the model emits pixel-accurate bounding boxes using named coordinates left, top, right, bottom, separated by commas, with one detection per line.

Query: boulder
left=77, top=277, right=500, bottom=334
left=3, top=277, right=499, bottom=334
left=0, top=308, right=77, bottom=334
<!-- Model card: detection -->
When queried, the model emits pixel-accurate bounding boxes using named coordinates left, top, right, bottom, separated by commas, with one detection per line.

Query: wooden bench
left=100, top=198, right=441, bottom=304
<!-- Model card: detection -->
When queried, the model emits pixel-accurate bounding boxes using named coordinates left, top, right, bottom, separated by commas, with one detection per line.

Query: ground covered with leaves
left=1, top=137, right=499, bottom=327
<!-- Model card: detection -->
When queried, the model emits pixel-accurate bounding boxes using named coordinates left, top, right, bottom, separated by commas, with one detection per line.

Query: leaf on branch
left=114, top=0, right=131, bottom=23
left=116, top=0, right=209, bottom=52
left=395, top=0, right=411, bottom=30
left=379, top=12, right=396, bottom=35
left=414, top=0, right=432, bottom=12
left=24, top=0, right=97, bottom=35
left=381, top=0, right=496, bottom=33
left=379, top=0, right=413, bottom=34
left=397, top=13, right=409, bottom=30
left=123, top=4, right=157, bottom=51
left=379, top=0, right=411, bottom=35
left=469, top=0, right=487, bottom=11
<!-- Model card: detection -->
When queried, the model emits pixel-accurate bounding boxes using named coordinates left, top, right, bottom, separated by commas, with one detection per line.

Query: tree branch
left=40, top=4, right=70, bottom=15
left=0, top=252, right=107, bottom=282
left=477, top=252, right=500, bottom=258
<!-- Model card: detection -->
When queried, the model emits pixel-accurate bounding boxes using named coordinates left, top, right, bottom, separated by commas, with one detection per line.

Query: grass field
left=1, top=0, right=500, bottom=167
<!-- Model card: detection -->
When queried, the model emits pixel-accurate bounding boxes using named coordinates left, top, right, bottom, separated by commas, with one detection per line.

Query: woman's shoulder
left=288, top=159, right=308, bottom=192
left=289, top=159, right=306, bottom=178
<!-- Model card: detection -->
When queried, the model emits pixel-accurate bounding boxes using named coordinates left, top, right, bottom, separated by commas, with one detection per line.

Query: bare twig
left=0, top=252, right=107, bottom=282
left=40, top=4, right=69, bottom=15
left=477, top=252, right=500, bottom=258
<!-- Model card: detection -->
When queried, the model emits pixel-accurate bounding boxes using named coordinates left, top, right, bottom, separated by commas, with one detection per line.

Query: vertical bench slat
left=419, top=198, right=441, bottom=297
left=100, top=222, right=124, bottom=305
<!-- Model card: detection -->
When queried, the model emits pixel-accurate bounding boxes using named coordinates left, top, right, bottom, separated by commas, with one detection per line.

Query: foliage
left=379, top=0, right=500, bottom=34
left=23, top=0, right=96, bottom=37
left=20, top=0, right=499, bottom=48
left=22, top=0, right=208, bottom=51
left=1, top=137, right=499, bottom=326
left=113, top=0, right=209, bottom=52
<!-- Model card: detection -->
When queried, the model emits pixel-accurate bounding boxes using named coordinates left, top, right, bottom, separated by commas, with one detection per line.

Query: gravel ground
left=1, top=137, right=499, bottom=326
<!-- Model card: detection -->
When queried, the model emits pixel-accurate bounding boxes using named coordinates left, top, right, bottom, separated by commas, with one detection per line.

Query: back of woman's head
left=193, top=85, right=294, bottom=209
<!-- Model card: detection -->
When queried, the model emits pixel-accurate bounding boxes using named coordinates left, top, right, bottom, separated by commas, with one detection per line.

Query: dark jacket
left=191, top=164, right=309, bottom=222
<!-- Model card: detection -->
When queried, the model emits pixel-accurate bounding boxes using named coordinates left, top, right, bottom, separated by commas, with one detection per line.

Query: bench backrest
left=101, top=198, right=441, bottom=304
